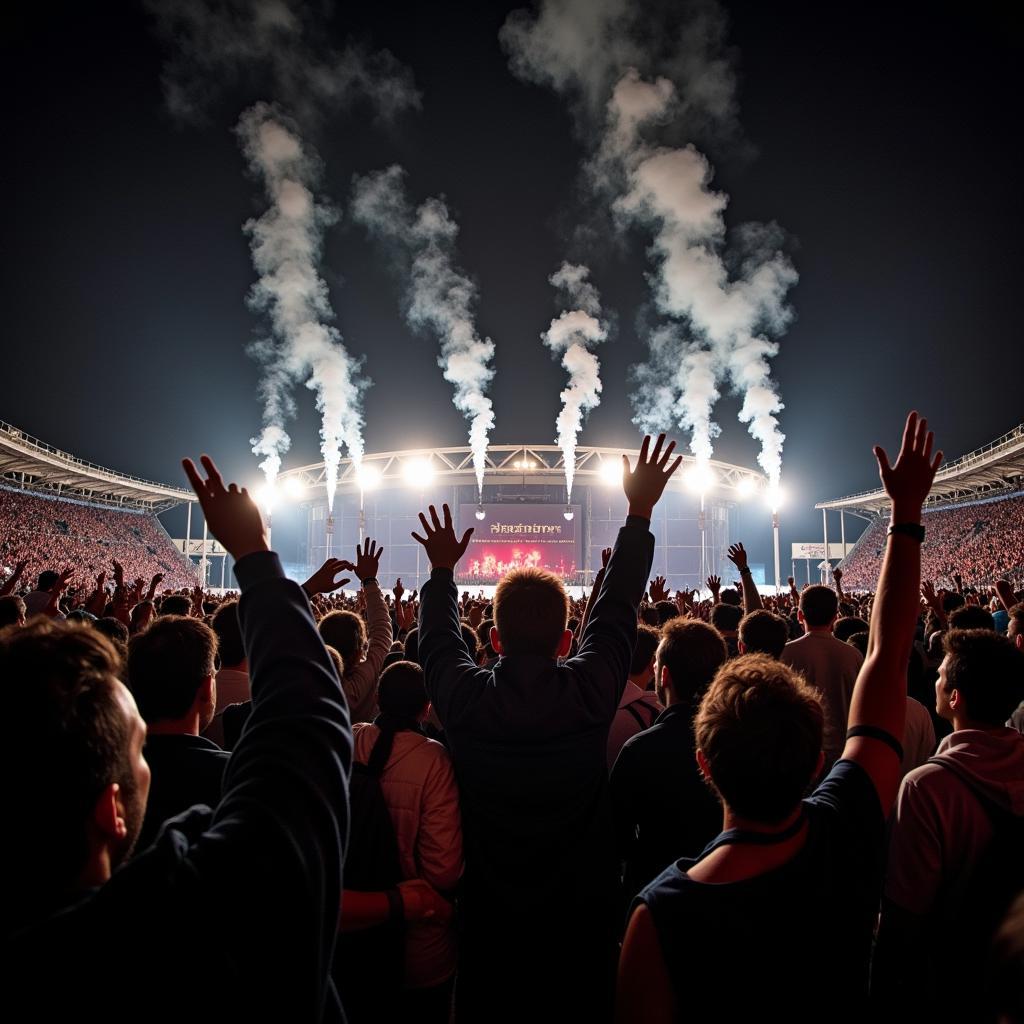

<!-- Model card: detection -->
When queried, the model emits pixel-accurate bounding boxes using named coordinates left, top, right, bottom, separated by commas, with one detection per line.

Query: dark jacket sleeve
left=568, top=515, right=655, bottom=719
left=191, top=551, right=352, bottom=1019
left=419, top=566, right=490, bottom=727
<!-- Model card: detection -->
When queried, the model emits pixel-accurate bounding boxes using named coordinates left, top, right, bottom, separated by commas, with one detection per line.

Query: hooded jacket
left=352, top=722, right=462, bottom=988
left=884, top=727, right=1024, bottom=916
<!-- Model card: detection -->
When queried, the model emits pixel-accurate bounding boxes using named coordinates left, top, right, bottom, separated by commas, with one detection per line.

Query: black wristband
left=739, top=566, right=753, bottom=576
left=887, top=523, right=925, bottom=543
left=386, top=888, right=403, bottom=922
left=361, top=577, right=379, bottom=587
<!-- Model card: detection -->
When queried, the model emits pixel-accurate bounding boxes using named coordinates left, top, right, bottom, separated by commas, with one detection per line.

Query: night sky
left=3, top=1, right=1021, bottom=568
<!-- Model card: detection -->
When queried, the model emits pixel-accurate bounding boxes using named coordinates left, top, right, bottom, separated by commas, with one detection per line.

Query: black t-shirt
left=638, top=759, right=885, bottom=1022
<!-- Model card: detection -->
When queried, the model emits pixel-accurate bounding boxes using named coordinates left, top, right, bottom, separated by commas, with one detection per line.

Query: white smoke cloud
left=504, top=0, right=796, bottom=485
left=238, top=104, right=366, bottom=505
left=543, top=263, right=608, bottom=497
left=146, top=0, right=420, bottom=123
left=352, top=167, right=496, bottom=494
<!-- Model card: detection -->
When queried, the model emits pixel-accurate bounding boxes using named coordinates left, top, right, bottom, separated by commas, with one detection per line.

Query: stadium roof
left=817, top=422, right=1024, bottom=515
left=277, top=443, right=765, bottom=500
left=0, top=419, right=193, bottom=513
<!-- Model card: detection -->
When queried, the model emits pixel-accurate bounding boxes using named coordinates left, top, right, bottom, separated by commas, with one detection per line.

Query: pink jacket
left=352, top=722, right=463, bottom=988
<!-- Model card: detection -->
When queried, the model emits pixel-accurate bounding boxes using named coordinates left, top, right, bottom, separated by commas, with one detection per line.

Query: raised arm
left=181, top=455, right=351, bottom=1016
left=843, top=412, right=942, bottom=812
left=577, top=547, right=611, bottom=639
left=0, top=559, right=26, bottom=597
left=727, top=543, right=763, bottom=613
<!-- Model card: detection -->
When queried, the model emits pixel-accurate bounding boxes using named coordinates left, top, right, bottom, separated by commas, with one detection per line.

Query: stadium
left=4, top=415, right=1023, bottom=597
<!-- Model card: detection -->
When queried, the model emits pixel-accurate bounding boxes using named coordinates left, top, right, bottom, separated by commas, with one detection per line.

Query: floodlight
left=475, top=505, right=486, bottom=521
left=766, top=483, right=786, bottom=512
left=685, top=462, right=716, bottom=495
left=736, top=477, right=757, bottom=500
left=356, top=464, right=381, bottom=491
left=281, top=476, right=305, bottom=500
left=598, top=458, right=623, bottom=487
left=253, top=481, right=277, bottom=511
left=563, top=507, right=574, bottom=521
left=402, top=457, right=436, bottom=489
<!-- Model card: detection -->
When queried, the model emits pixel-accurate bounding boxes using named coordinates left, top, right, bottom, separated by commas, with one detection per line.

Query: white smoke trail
left=237, top=104, right=366, bottom=506
left=147, top=0, right=419, bottom=498
left=503, top=0, right=795, bottom=485
left=543, top=263, right=607, bottom=497
left=352, top=167, right=496, bottom=495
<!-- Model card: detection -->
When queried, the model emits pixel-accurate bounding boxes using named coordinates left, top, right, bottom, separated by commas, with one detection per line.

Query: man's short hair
left=654, top=600, right=678, bottom=626
left=36, top=570, right=58, bottom=592
left=377, top=660, right=428, bottom=722
left=657, top=618, right=728, bottom=706
left=0, top=595, right=26, bottom=628
left=942, top=591, right=966, bottom=614
left=128, top=615, right=218, bottom=723
left=476, top=617, right=496, bottom=660
left=833, top=616, right=869, bottom=643
left=403, top=626, right=419, bottom=664
left=1009, top=604, right=1024, bottom=641
left=211, top=600, right=245, bottom=667
left=719, top=588, right=742, bottom=607
left=695, top=654, right=824, bottom=824
left=710, top=603, right=742, bottom=634
left=319, top=610, right=365, bottom=670
left=94, top=616, right=130, bottom=657
left=739, top=610, right=789, bottom=659
left=941, top=629, right=1024, bottom=726
left=800, top=585, right=839, bottom=628
left=159, top=594, right=192, bottom=617
left=948, top=605, right=995, bottom=632
left=2, top=619, right=134, bottom=904
left=493, top=568, right=569, bottom=656
left=630, top=624, right=661, bottom=678
left=460, top=622, right=481, bottom=661
left=846, top=631, right=870, bottom=657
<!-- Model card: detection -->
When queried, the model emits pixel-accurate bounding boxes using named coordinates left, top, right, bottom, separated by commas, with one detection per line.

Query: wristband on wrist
left=386, top=888, right=403, bottom=923
left=887, top=523, right=925, bottom=543
left=739, top=566, right=753, bottom=576
left=361, top=577, right=379, bottom=587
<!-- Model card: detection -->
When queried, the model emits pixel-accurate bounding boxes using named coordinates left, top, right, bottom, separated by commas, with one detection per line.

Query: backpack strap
left=366, top=727, right=398, bottom=777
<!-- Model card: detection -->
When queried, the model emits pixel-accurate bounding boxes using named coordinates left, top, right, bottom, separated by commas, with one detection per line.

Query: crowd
left=2, top=415, right=1024, bottom=1023
left=840, top=491, right=1024, bottom=590
left=0, top=486, right=197, bottom=595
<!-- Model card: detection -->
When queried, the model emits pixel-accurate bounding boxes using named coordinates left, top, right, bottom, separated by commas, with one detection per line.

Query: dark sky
left=3, top=1, right=1021, bottom=567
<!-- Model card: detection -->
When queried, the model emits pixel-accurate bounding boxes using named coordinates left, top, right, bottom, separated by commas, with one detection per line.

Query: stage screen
left=458, top=504, right=580, bottom=581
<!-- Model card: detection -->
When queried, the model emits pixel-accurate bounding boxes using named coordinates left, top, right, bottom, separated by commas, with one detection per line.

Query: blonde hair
left=493, top=567, right=569, bottom=656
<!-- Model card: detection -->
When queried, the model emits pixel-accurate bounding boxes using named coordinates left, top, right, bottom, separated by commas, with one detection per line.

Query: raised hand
left=412, top=504, right=474, bottom=571
left=874, top=412, right=943, bottom=520
left=182, top=454, right=268, bottom=561
left=727, top=542, right=749, bottom=572
left=601, top=547, right=612, bottom=570
left=393, top=578, right=405, bottom=602
left=706, top=575, right=721, bottom=594
left=622, top=434, right=683, bottom=520
left=833, top=568, right=843, bottom=583
left=353, top=538, right=383, bottom=583
left=112, top=558, right=124, bottom=589
left=649, top=575, right=670, bottom=603
left=303, top=558, right=354, bottom=597
left=921, top=580, right=941, bottom=611
left=787, top=576, right=796, bottom=588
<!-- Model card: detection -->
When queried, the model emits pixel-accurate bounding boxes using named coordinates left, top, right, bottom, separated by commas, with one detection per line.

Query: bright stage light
left=281, top=476, right=305, bottom=500
left=253, top=481, right=277, bottom=511
left=563, top=507, right=574, bottom=521
left=736, top=477, right=757, bottom=500
left=766, top=483, right=786, bottom=512
left=356, top=464, right=381, bottom=491
left=402, top=457, right=435, bottom=489
left=685, top=462, right=716, bottom=495
left=598, top=458, right=623, bottom=487
left=475, top=505, right=486, bottom=521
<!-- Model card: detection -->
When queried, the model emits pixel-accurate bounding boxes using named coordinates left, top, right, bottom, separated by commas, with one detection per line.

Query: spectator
left=606, top=623, right=664, bottom=768
left=609, top=618, right=727, bottom=903
left=205, top=599, right=248, bottom=747
left=0, top=594, right=26, bottom=628
left=415, top=435, right=679, bottom=1023
left=875, top=628, right=1024, bottom=1019
left=616, top=411, right=942, bottom=1023
left=319, top=539, right=393, bottom=723
left=710, top=602, right=742, bottom=657
left=738, top=609, right=789, bottom=658
left=127, top=614, right=227, bottom=851
left=350, top=660, right=462, bottom=1022
left=781, top=583, right=864, bottom=767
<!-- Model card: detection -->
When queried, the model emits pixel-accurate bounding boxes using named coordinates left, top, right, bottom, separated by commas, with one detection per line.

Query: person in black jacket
left=3, top=454, right=352, bottom=1022
left=414, top=434, right=680, bottom=1023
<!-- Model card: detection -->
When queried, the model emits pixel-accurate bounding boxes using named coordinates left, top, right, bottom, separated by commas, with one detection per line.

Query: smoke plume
left=543, top=263, right=608, bottom=497
left=351, top=166, right=496, bottom=495
left=238, top=104, right=367, bottom=505
left=147, top=1, right=420, bottom=500
left=503, top=0, right=796, bottom=485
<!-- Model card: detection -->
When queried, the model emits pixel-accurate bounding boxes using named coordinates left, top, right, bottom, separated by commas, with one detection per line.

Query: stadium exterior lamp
left=735, top=476, right=757, bottom=500
left=281, top=476, right=305, bottom=500
left=598, top=458, right=623, bottom=487
left=475, top=504, right=486, bottom=521
left=563, top=506, right=574, bottom=522
left=254, top=481, right=277, bottom=548
left=355, top=464, right=381, bottom=491
left=685, top=462, right=715, bottom=495
left=403, top=457, right=436, bottom=489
